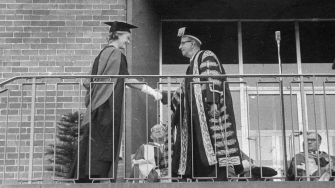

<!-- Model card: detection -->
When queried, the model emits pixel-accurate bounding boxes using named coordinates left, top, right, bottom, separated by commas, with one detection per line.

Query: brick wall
left=1, top=0, right=126, bottom=81
left=0, top=0, right=127, bottom=183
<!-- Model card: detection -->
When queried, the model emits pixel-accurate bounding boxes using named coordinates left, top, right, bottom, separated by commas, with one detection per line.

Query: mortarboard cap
left=104, top=21, right=137, bottom=33
left=177, top=27, right=203, bottom=45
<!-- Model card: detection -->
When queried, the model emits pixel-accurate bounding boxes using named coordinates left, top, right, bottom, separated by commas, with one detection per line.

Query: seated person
left=230, top=151, right=277, bottom=181
left=129, top=124, right=168, bottom=182
left=287, top=132, right=335, bottom=181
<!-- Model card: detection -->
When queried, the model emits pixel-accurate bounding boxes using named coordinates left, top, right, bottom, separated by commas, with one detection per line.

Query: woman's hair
left=106, top=31, right=127, bottom=43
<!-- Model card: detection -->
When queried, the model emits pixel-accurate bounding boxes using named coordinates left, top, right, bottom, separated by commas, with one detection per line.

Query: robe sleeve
left=199, top=50, right=223, bottom=104
left=82, top=46, right=122, bottom=125
left=287, top=153, right=310, bottom=179
left=331, top=155, right=335, bottom=172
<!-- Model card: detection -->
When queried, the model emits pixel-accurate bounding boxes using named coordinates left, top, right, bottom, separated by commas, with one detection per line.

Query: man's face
left=307, top=133, right=321, bottom=152
left=179, top=37, right=193, bottom=58
left=117, top=33, right=131, bottom=50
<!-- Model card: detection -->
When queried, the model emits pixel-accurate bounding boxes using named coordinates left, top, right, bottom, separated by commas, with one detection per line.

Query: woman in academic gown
left=68, top=21, right=162, bottom=182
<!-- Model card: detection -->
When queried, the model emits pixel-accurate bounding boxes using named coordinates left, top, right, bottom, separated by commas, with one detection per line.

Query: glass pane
left=306, top=93, right=335, bottom=153
left=305, top=93, right=335, bottom=131
left=325, top=94, right=335, bottom=131
left=284, top=94, right=299, bottom=131
left=248, top=94, right=297, bottom=130
left=300, top=22, right=335, bottom=64
left=242, top=22, right=296, bottom=64
left=230, top=85, right=243, bottom=131
left=306, top=94, right=323, bottom=130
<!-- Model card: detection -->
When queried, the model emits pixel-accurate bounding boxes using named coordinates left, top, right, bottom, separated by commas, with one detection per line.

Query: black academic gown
left=171, top=50, right=243, bottom=181
left=68, top=46, right=129, bottom=182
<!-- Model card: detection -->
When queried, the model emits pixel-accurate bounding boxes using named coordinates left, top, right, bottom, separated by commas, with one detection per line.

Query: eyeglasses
left=180, top=41, right=192, bottom=46
left=151, top=126, right=167, bottom=133
left=307, top=139, right=317, bottom=143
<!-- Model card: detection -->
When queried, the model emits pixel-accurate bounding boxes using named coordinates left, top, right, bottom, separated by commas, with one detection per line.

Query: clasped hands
left=141, top=85, right=163, bottom=101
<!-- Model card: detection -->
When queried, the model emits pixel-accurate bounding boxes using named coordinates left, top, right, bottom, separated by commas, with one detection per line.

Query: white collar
left=190, top=50, right=201, bottom=62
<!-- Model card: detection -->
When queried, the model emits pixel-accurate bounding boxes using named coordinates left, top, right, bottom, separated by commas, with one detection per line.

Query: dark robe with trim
left=287, top=151, right=335, bottom=181
left=171, top=50, right=243, bottom=180
left=68, top=46, right=129, bottom=182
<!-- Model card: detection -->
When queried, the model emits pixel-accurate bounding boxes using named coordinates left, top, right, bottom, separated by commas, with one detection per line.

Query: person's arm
left=132, top=145, right=147, bottom=165
left=126, top=78, right=145, bottom=90
left=287, top=158, right=296, bottom=180
left=287, top=154, right=306, bottom=180
left=126, top=78, right=162, bottom=101
left=330, top=155, right=335, bottom=171
left=312, top=155, right=334, bottom=176
left=200, top=51, right=223, bottom=103
left=240, top=151, right=255, bottom=172
left=198, top=51, right=223, bottom=115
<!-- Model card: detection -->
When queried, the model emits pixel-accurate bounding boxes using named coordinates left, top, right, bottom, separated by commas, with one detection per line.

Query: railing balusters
left=0, top=74, right=334, bottom=184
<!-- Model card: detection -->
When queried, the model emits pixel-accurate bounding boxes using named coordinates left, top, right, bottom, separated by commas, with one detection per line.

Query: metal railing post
left=167, top=77, right=172, bottom=181
left=28, top=78, right=36, bottom=183
left=295, top=21, right=310, bottom=181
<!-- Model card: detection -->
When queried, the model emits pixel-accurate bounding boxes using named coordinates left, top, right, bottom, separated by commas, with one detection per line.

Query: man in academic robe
left=170, top=27, right=243, bottom=181
left=287, top=132, right=335, bottom=181
left=129, top=124, right=169, bottom=182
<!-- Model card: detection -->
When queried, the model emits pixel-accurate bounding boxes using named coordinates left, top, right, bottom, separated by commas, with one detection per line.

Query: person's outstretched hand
left=141, top=85, right=162, bottom=101
left=153, top=89, right=163, bottom=101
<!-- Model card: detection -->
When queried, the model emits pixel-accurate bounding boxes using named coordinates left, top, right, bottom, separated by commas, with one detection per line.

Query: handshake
left=141, top=85, right=163, bottom=101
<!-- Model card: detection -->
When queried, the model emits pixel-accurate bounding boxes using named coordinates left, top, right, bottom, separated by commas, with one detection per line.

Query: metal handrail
left=1, top=73, right=335, bottom=87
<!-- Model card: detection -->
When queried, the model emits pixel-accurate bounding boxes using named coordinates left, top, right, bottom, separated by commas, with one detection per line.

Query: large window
left=300, top=22, right=335, bottom=63
left=242, top=22, right=296, bottom=64
left=162, top=20, right=335, bottom=67
left=162, top=21, right=238, bottom=65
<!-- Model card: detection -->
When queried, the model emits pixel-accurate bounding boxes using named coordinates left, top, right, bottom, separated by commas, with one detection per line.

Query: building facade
left=1, top=0, right=335, bottom=183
